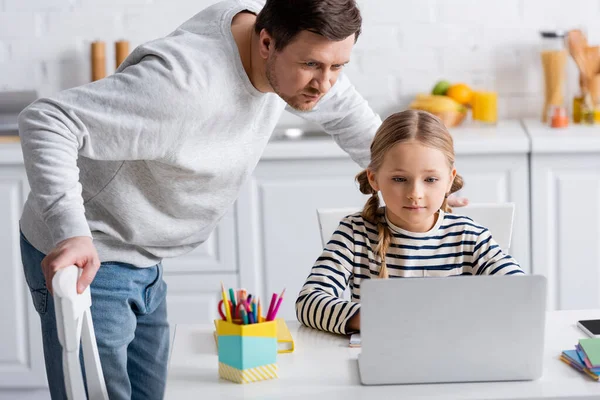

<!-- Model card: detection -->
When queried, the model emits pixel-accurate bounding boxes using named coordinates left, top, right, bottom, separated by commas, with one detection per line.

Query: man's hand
left=41, top=236, right=100, bottom=295
left=448, top=193, right=469, bottom=208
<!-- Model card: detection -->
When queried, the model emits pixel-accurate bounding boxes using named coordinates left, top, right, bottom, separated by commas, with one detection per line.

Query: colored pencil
left=252, top=298, right=258, bottom=323
left=269, top=288, right=286, bottom=321
left=240, top=308, right=248, bottom=325
left=220, top=282, right=232, bottom=322
left=228, top=288, right=237, bottom=318
left=266, top=293, right=277, bottom=321
left=257, top=298, right=262, bottom=322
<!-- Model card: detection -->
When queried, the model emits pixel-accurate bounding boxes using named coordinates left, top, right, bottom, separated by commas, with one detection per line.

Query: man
left=18, top=0, right=465, bottom=398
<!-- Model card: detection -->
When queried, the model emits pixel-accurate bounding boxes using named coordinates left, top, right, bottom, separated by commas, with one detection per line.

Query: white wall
left=0, top=0, right=596, bottom=123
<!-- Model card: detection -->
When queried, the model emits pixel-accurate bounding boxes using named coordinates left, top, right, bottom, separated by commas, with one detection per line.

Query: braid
left=361, top=193, right=379, bottom=222
left=441, top=173, right=464, bottom=213
left=363, top=194, right=391, bottom=278
left=376, top=220, right=391, bottom=279
left=355, top=169, right=392, bottom=279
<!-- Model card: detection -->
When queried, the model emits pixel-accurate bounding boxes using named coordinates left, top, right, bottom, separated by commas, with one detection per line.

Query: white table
left=165, top=310, right=600, bottom=399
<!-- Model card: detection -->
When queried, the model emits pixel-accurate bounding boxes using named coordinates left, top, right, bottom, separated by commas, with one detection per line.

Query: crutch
left=53, top=265, right=108, bottom=400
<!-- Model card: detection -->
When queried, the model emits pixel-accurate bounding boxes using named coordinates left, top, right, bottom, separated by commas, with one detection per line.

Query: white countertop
left=166, top=310, right=600, bottom=400
left=450, top=120, right=530, bottom=154
left=0, top=120, right=532, bottom=165
left=263, top=120, right=529, bottom=160
left=523, top=119, right=600, bottom=153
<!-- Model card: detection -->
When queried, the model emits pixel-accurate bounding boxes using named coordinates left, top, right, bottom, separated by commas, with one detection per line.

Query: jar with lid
left=540, top=31, right=569, bottom=125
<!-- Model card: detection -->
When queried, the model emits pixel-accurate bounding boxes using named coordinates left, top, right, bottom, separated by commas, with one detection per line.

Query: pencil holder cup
left=216, top=319, right=278, bottom=384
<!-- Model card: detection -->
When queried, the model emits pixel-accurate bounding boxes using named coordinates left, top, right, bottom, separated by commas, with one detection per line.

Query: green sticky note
left=579, top=338, right=600, bottom=366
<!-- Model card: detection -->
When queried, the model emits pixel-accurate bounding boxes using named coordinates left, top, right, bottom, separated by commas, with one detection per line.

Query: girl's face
left=367, top=140, right=457, bottom=232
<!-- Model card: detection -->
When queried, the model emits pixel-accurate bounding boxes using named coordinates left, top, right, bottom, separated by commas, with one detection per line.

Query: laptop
left=358, top=275, right=547, bottom=385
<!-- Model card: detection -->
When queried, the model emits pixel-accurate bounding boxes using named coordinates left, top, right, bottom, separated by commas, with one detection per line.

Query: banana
left=409, top=94, right=465, bottom=113
left=415, top=93, right=462, bottom=106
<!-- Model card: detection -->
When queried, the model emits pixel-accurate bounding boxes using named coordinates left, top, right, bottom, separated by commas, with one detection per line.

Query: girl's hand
left=347, top=310, right=361, bottom=332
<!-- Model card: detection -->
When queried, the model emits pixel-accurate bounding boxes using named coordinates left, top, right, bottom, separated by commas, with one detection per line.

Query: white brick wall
left=0, top=0, right=595, bottom=121
left=4, top=0, right=74, bottom=12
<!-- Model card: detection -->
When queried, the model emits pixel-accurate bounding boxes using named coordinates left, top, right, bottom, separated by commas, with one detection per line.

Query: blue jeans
left=20, top=231, right=170, bottom=400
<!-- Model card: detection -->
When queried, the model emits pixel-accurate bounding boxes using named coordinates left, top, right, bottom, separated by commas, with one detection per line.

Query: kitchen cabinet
left=0, top=144, right=47, bottom=390
left=524, top=119, right=600, bottom=311
left=161, top=209, right=238, bottom=325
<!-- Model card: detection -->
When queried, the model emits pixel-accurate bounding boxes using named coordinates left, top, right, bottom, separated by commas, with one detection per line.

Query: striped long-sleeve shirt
left=295, top=208, right=524, bottom=335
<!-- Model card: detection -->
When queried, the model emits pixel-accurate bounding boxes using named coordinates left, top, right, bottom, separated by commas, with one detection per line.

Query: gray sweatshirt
left=18, top=0, right=381, bottom=267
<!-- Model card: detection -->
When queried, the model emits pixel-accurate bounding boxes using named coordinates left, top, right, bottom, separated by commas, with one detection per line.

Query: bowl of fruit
left=409, top=81, right=473, bottom=128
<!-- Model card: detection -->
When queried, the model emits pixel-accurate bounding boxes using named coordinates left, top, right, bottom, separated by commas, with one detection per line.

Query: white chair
left=453, top=203, right=515, bottom=251
left=316, top=207, right=362, bottom=247
left=316, top=203, right=515, bottom=251
left=53, top=266, right=108, bottom=400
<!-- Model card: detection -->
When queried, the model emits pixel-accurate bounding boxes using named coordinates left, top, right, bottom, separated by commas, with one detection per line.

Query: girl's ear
left=447, top=166, right=457, bottom=193
left=367, top=169, right=380, bottom=192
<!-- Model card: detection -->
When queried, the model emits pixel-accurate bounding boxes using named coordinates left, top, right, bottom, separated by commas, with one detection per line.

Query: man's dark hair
left=254, top=0, right=362, bottom=51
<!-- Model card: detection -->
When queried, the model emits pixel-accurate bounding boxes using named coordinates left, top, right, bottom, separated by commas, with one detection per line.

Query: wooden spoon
left=590, top=74, right=600, bottom=106
left=568, top=30, right=593, bottom=107
left=568, top=30, right=590, bottom=79
left=586, top=46, right=600, bottom=75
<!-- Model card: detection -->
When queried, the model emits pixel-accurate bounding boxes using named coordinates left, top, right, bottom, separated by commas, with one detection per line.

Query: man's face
left=265, top=30, right=355, bottom=111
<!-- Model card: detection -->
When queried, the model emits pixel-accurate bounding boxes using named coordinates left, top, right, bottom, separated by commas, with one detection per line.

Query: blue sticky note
left=576, top=345, right=588, bottom=365
left=563, top=350, right=585, bottom=370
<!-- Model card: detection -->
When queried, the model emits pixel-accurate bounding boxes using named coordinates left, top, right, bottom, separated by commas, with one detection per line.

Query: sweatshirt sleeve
left=286, top=72, right=381, bottom=169
left=295, top=217, right=360, bottom=335
left=18, top=47, right=199, bottom=247
left=472, top=229, right=524, bottom=275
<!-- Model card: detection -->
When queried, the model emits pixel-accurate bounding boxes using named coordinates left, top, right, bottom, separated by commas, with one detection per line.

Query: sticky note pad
left=576, top=344, right=592, bottom=368
left=276, top=318, right=295, bottom=353
left=579, top=338, right=600, bottom=367
left=563, top=350, right=585, bottom=369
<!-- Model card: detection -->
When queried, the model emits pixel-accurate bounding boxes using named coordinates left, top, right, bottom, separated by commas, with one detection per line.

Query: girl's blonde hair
left=355, top=109, right=464, bottom=279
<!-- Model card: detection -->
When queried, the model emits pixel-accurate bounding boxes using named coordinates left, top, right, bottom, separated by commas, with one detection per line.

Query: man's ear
left=258, top=29, right=273, bottom=59
left=367, top=169, right=379, bottom=192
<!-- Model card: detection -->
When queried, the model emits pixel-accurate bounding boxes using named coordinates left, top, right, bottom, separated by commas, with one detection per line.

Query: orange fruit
left=446, top=83, right=473, bottom=106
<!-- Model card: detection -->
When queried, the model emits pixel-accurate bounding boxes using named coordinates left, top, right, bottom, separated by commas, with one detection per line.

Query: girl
left=295, top=109, right=523, bottom=335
